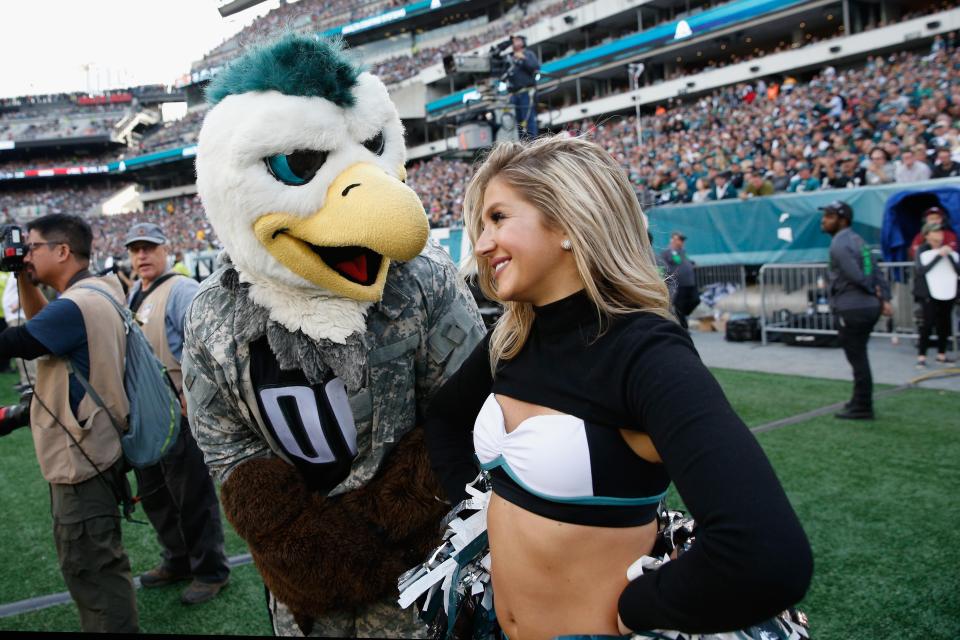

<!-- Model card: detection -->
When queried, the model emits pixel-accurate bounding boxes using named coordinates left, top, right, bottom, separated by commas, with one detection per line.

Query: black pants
left=51, top=459, right=139, bottom=633
left=918, top=298, right=955, bottom=356
left=135, top=424, right=230, bottom=583
left=837, top=306, right=881, bottom=410
left=672, top=286, right=700, bottom=330
left=0, top=317, right=9, bottom=372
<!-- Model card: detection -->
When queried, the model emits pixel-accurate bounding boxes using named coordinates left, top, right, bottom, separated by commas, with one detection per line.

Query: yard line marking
left=0, top=553, right=253, bottom=618
left=750, top=384, right=912, bottom=434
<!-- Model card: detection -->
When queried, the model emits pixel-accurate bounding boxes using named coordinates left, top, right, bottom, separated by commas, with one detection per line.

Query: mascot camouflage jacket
left=181, top=241, right=484, bottom=492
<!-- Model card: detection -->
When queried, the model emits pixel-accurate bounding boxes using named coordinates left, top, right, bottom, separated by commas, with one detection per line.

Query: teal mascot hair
left=206, top=34, right=362, bottom=107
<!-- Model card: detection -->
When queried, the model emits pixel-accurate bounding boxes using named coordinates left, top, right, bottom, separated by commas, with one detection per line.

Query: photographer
left=124, top=223, right=230, bottom=605
left=505, top=35, right=540, bottom=138
left=0, top=214, right=138, bottom=632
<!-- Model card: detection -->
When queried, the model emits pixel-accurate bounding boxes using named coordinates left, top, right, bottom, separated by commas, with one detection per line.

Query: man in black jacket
left=820, top=201, right=892, bottom=420
left=505, top=35, right=540, bottom=138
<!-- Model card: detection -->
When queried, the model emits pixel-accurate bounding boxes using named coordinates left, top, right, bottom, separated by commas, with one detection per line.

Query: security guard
left=820, top=200, right=892, bottom=420
left=125, top=222, right=230, bottom=604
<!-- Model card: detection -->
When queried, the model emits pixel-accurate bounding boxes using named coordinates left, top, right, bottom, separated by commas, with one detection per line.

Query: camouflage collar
left=222, top=265, right=368, bottom=391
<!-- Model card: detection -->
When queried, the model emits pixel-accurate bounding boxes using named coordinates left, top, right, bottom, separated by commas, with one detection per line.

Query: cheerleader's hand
left=617, top=615, right=632, bottom=635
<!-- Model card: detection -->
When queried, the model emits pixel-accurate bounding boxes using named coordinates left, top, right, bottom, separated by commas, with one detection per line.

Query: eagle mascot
left=182, top=34, right=485, bottom=637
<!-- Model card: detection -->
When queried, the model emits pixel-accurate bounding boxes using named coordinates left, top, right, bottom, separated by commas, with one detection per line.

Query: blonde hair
left=463, top=134, right=671, bottom=373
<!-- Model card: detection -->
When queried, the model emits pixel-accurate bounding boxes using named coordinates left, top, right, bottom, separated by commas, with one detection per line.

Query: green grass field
left=0, top=369, right=957, bottom=637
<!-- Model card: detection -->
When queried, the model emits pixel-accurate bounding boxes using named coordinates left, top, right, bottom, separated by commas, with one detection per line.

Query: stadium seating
left=4, top=0, right=960, bottom=265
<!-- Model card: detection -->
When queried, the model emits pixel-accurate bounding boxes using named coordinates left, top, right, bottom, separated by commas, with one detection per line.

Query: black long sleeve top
left=424, top=290, right=812, bottom=633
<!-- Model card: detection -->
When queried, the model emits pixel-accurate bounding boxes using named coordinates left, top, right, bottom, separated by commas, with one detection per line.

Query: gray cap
left=124, top=222, right=167, bottom=246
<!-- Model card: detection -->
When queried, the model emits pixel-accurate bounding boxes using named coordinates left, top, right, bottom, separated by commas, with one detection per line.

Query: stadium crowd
left=6, top=26, right=960, bottom=245
left=369, top=0, right=587, bottom=85
left=0, top=183, right=130, bottom=220
left=194, top=0, right=396, bottom=73
left=0, top=108, right=125, bottom=142
left=137, top=108, right=207, bottom=153
left=405, top=155, right=474, bottom=228
left=90, top=194, right=220, bottom=261
left=601, top=42, right=960, bottom=207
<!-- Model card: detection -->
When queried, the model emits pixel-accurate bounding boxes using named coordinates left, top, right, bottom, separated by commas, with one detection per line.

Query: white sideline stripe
left=0, top=553, right=252, bottom=618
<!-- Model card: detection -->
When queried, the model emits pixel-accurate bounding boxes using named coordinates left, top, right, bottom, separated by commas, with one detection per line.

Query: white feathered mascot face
left=195, top=35, right=427, bottom=303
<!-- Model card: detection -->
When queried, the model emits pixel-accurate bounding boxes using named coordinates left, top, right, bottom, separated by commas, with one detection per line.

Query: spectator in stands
left=895, top=148, right=932, bottom=183
left=931, top=146, right=960, bottom=178
left=708, top=170, right=737, bottom=200
left=838, top=155, right=866, bottom=188
left=913, top=222, right=959, bottom=367
left=768, top=161, right=792, bottom=192
left=864, top=148, right=895, bottom=185
left=740, top=172, right=774, bottom=199
left=788, top=163, right=820, bottom=192
left=691, top=177, right=711, bottom=203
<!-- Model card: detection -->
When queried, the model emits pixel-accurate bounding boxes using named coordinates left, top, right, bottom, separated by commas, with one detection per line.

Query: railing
left=694, top=264, right=748, bottom=313
left=759, top=262, right=958, bottom=351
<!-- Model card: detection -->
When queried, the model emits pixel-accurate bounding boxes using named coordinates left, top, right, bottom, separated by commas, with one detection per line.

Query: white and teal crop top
left=425, top=290, right=813, bottom=632
left=473, top=393, right=668, bottom=527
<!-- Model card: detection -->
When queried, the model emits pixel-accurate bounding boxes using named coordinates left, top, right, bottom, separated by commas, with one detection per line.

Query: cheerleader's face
left=474, top=176, right=580, bottom=306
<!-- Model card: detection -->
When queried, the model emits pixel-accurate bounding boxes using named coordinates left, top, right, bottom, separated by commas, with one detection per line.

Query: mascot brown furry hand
left=182, top=34, right=486, bottom=637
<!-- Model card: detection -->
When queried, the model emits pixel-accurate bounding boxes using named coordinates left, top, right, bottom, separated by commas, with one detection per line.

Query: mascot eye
left=265, top=150, right=328, bottom=186
left=362, top=131, right=385, bottom=156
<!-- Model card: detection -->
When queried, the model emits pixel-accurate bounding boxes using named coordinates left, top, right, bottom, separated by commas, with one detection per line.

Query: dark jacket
left=506, top=49, right=539, bottom=91
left=828, top=227, right=889, bottom=311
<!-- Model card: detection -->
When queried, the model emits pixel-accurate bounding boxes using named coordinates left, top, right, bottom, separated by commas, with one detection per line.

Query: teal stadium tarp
left=646, top=177, right=960, bottom=266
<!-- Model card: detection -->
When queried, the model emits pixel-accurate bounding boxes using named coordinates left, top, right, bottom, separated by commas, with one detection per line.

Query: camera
left=442, top=37, right=514, bottom=80
left=0, top=389, right=32, bottom=437
left=0, top=224, right=27, bottom=272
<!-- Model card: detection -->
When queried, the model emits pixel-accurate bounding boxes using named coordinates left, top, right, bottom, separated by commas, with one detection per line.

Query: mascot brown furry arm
left=220, top=428, right=447, bottom=619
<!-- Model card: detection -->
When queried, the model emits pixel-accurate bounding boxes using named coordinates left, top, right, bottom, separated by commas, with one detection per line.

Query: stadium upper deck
left=3, top=0, right=959, bottom=231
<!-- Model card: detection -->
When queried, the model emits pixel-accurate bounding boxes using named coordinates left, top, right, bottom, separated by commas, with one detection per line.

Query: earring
left=561, top=239, right=572, bottom=251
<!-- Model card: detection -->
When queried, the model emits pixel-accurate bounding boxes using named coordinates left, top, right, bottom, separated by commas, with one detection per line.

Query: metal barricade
left=694, top=264, right=748, bottom=313
left=759, top=262, right=958, bottom=351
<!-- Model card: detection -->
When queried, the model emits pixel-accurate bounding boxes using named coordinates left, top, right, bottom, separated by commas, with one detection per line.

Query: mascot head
left=196, top=34, right=428, bottom=303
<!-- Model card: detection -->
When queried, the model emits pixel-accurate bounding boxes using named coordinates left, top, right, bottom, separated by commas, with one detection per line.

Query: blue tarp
left=647, top=178, right=960, bottom=266
left=880, top=186, right=960, bottom=262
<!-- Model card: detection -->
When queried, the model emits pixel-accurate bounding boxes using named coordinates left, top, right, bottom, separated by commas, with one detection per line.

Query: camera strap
left=129, top=272, right=177, bottom=314
left=66, top=362, right=125, bottom=439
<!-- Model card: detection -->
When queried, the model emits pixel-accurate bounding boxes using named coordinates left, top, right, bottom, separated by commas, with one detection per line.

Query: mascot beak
left=253, top=163, right=428, bottom=301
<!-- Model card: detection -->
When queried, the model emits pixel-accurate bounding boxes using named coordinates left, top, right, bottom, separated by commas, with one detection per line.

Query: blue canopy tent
left=881, top=186, right=960, bottom=262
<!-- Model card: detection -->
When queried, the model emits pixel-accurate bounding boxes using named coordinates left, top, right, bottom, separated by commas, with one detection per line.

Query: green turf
left=756, top=387, right=960, bottom=639
left=0, top=369, right=957, bottom=637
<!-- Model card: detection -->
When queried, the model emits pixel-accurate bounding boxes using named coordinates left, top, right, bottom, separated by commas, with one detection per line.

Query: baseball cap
left=818, top=200, right=853, bottom=220
left=124, top=222, right=167, bottom=246
left=924, top=205, right=947, bottom=218
left=922, top=222, right=944, bottom=235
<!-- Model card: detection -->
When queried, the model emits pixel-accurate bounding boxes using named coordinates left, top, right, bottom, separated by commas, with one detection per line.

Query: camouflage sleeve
left=416, top=246, right=486, bottom=418
left=181, top=287, right=271, bottom=483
